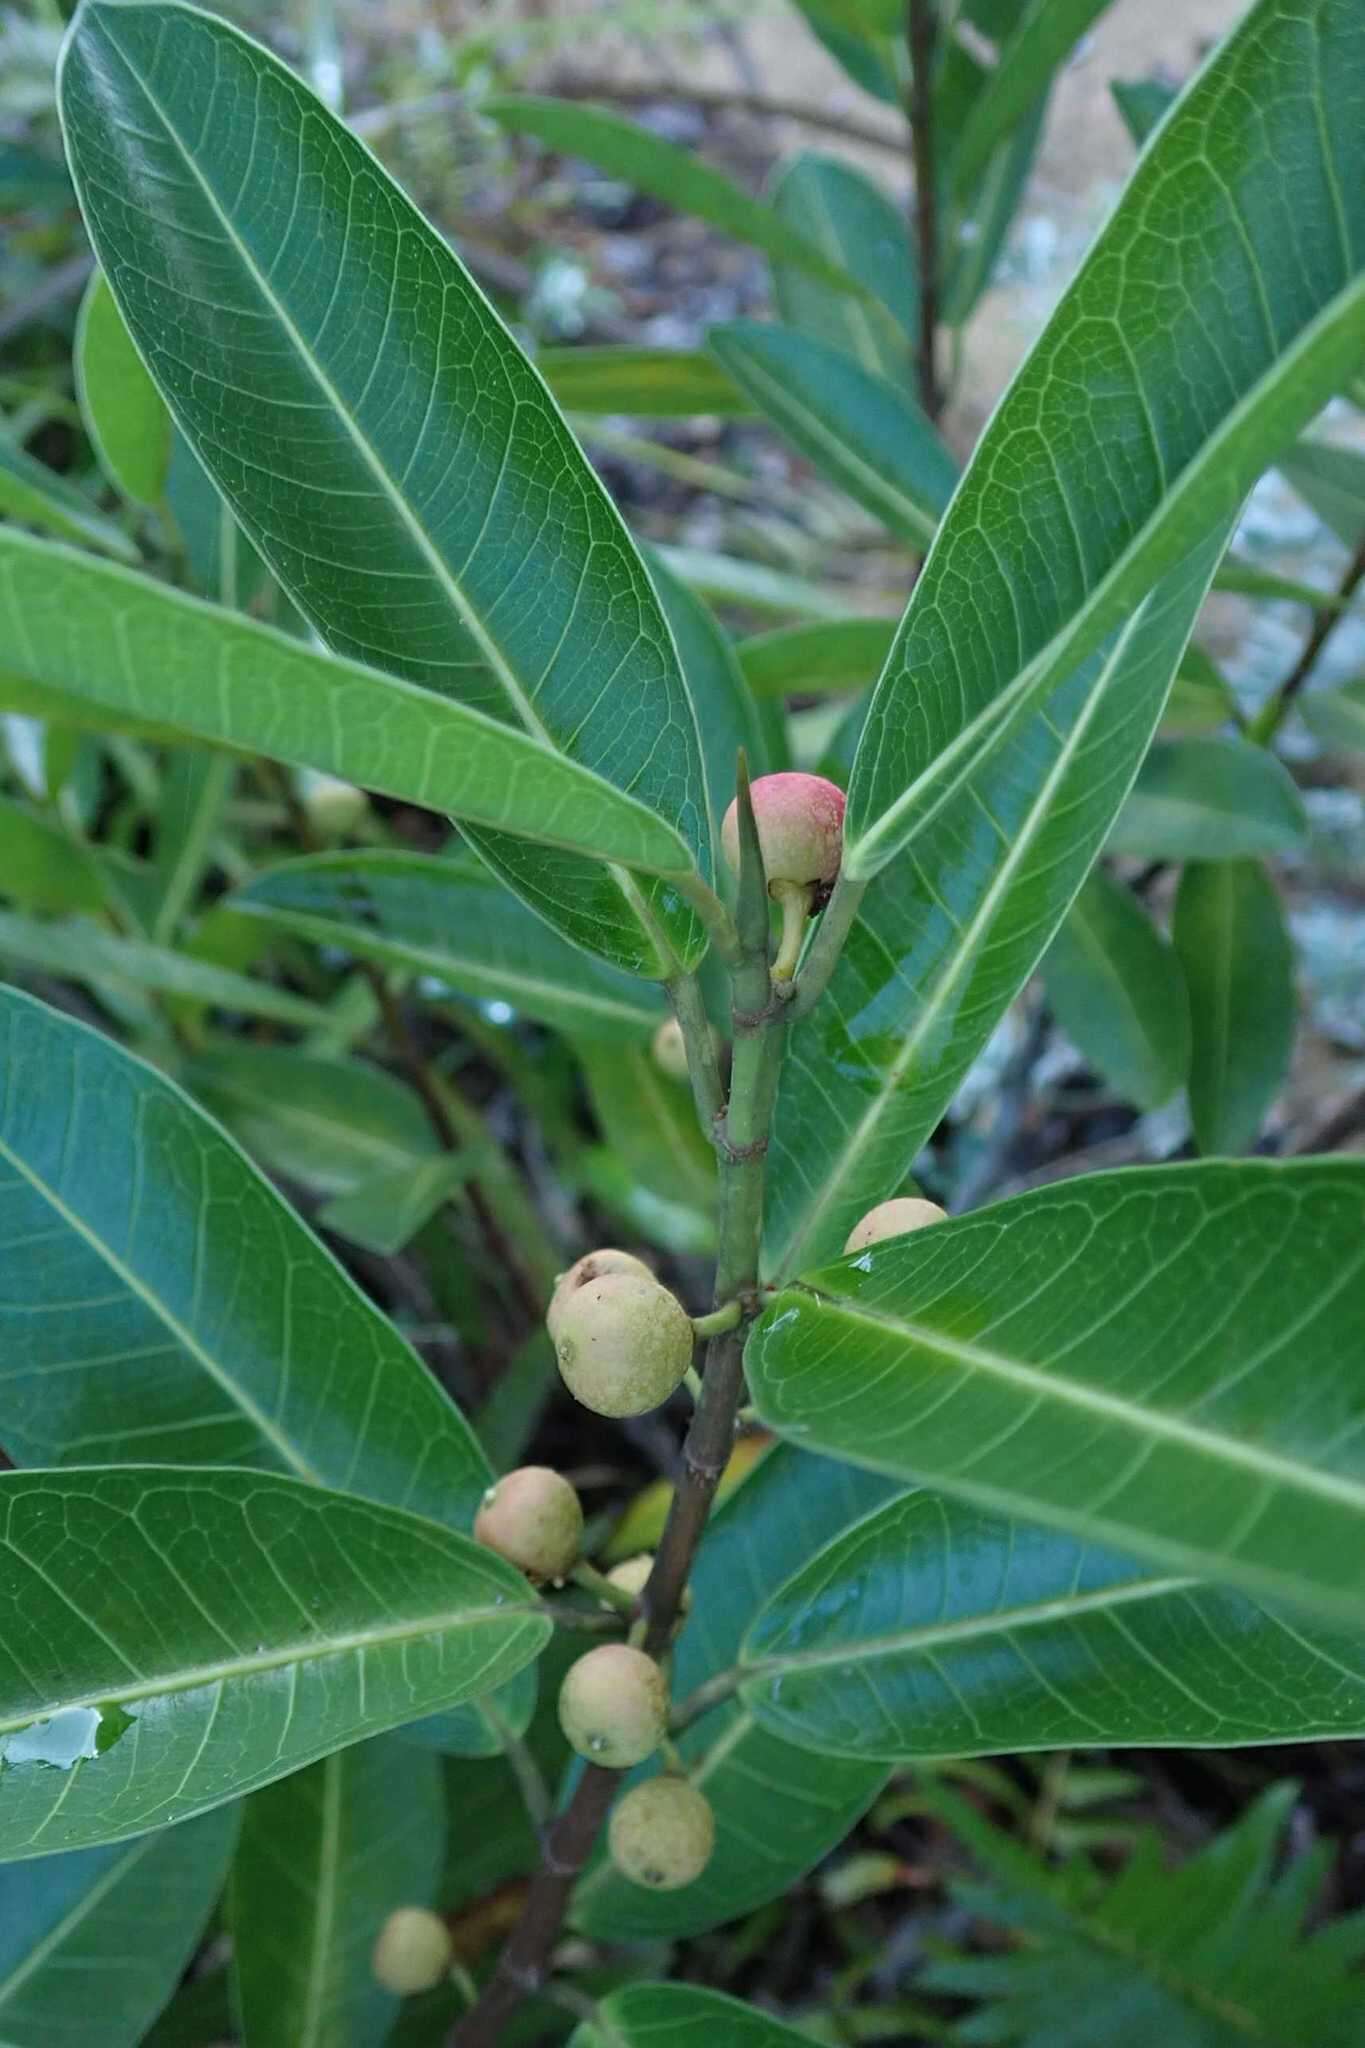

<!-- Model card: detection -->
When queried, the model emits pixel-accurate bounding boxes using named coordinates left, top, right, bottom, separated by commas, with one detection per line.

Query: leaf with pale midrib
left=846, top=0, right=1365, bottom=879
left=0, top=1467, right=548, bottom=1857
left=748, top=1160, right=1365, bottom=1628
left=58, top=2, right=708, bottom=975
left=740, top=1490, right=1365, bottom=1761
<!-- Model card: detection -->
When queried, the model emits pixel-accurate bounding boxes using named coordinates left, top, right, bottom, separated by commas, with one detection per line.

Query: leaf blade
left=1041, top=867, right=1190, bottom=1110
left=749, top=1160, right=1365, bottom=1627
left=1173, top=858, right=1296, bottom=1152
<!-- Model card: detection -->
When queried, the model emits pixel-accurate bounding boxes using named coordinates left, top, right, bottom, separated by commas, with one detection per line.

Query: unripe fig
left=721, top=772, right=845, bottom=889
left=650, top=1016, right=690, bottom=1084
left=558, top=1643, right=668, bottom=1768
left=474, top=1465, right=582, bottom=1582
left=843, top=1195, right=947, bottom=1254
left=603, top=1553, right=693, bottom=1635
left=547, top=1247, right=653, bottom=1345
left=371, top=1906, right=453, bottom=1994
left=609, top=1775, right=716, bottom=1891
left=553, top=1272, right=693, bottom=1418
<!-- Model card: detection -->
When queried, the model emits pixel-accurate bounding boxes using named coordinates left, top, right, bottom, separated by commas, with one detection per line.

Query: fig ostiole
left=558, top=1643, right=668, bottom=1768
left=546, top=1247, right=653, bottom=1346
left=371, top=1907, right=453, bottom=1995
left=552, top=1270, right=694, bottom=1418
left=473, top=1465, right=583, bottom=1582
left=843, top=1194, right=947, bottom=1253
left=608, top=1775, right=716, bottom=1891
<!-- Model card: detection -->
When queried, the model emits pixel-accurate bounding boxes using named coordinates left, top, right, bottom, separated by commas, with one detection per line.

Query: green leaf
left=1108, top=736, right=1307, bottom=859
left=947, top=0, right=1114, bottom=198
left=1174, top=859, right=1296, bottom=1154
left=148, top=751, right=233, bottom=945
left=185, top=1044, right=438, bottom=1194
left=943, top=91, right=1048, bottom=325
left=0, top=796, right=107, bottom=915
left=74, top=270, right=172, bottom=508
left=921, top=1780, right=1365, bottom=2048
left=765, top=528, right=1225, bottom=1273
left=1041, top=867, right=1190, bottom=1109
left=1300, top=674, right=1365, bottom=750
left=749, top=1160, right=1365, bottom=1627
left=229, top=851, right=665, bottom=1042
left=59, top=5, right=708, bottom=977
left=228, top=1737, right=444, bottom=2048
left=646, top=549, right=770, bottom=848
left=485, top=97, right=881, bottom=303
left=319, top=1156, right=474, bottom=1257
left=1165, top=642, right=1238, bottom=734
left=789, top=0, right=900, bottom=103
left=577, top=1040, right=715, bottom=1222
left=0, top=534, right=693, bottom=883
left=768, top=152, right=915, bottom=381
left=0, top=908, right=331, bottom=1028
left=845, top=0, right=1365, bottom=880
left=1278, top=434, right=1365, bottom=543
left=0, top=986, right=490, bottom=1524
left=0, top=1467, right=548, bottom=1857
left=655, top=546, right=858, bottom=621
left=708, top=323, right=958, bottom=546
left=1112, top=77, right=1179, bottom=148
left=538, top=346, right=749, bottom=416
left=740, top=1490, right=1365, bottom=1760
left=570, top=1984, right=813, bottom=2048
left=0, top=427, right=137, bottom=564
left=1213, top=557, right=1363, bottom=608
left=737, top=618, right=896, bottom=700
left=572, top=1446, right=895, bottom=1942
left=0, top=1808, right=236, bottom=2048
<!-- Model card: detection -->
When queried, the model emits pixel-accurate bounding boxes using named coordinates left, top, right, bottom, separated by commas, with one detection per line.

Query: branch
left=543, top=74, right=905, bottom=156
left=1249, top=535, right=1365, bottom=743
left=906, top=0, right=944, bottom=420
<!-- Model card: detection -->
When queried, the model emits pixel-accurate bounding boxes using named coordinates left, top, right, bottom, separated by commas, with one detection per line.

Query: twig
left=542, top=74, right=905, bottom=156
left=906, top=0, right=944, bottom=420
left=1296, top=1082, right=1365, bottom=1156
left=451, top=767, right=788, bottom=2048
left=1250, top=535, right=1365, bottom=743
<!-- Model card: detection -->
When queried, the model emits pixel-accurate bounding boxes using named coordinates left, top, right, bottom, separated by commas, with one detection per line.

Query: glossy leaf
left=1174, top=859, right=1296, bottom=1154
left=737, top=618, right=896, bottom=700
left=767, top=152, right=915, bottom=381
left=708, top=323, right=957, bottom=546
left=1042, top=867, right=1190, bottom=1109
left=74, top=270, right=171, bottom=508
left=1112, top=78, right=1178, bottom=147
left=0, top=1808, right=236, bottom=2048
left=0, top=428, right=136, bottom=563
left=538, top=345, right=747, bottom=416
left=0, top=1467, right=548, bottom=1857
left=229, top=1737, right=444, bottom=2048
left=947, top=0, right=1112, bottom=197
left=846, top=0, right=1365, bottom=880
left=577, top=1040, right=715, bottom=1221
left=1108, top=736, right=1307, bottom=859
left=570, top=1984, right=812, bottom=2048
left=749, top=1160, right=1365, bottom=1627
left=485, top=97, right=877, bottom=301
left=1300, top=674, right=1365, bottom=750
left=573, top=1446, right=896, bottom=1941
left=0, top=796, right=106, bottom=915
left=0, top=534, right=695, bottom=883
left=59, top=4, right=708, bottom=975
left=184, top=1044, right=437, bottom=1195
left=740, top=1490, right=1365, bottom=1760
left=229, top=851, right=665, bottom=1042
left=657, top=545, right=856, bottom=620
left=765, top=527, right=1226, bottom=1273
left=149, top=751, right=233, bottom=945
left=790, top=0, right=899, bottom=103
left=0, top=985, right=491, bottom=1523
left=0, top=908, right=330, bottom=1028
left=943, top=90, right=1048, bottom=325
left=1213, top=556, right=1361, bottom=608
left=1165, top=642, right=1237, bottom=734
left=646, top=549, right=769, bottom=847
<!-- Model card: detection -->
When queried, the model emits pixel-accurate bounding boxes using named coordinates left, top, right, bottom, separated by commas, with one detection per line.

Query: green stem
left=669, top=1663, right=743, bottom=1734
left=691, top=1300, right=742, bottom=1339
left=481, top=1704, right=552, bottom=1832
left=786, top=871, right=867, bottom=1021
left=666, top=971, right=725, bottom=1138
left=569, top=1560, right=636, bottom=1617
